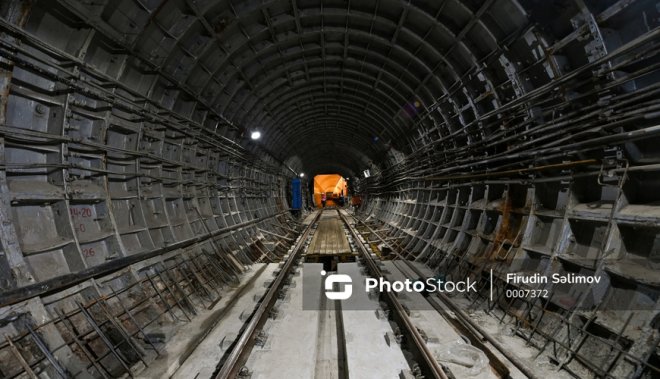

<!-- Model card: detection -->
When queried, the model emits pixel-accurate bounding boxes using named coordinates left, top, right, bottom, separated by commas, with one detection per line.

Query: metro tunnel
left=0, top=0, right=658, bottom=378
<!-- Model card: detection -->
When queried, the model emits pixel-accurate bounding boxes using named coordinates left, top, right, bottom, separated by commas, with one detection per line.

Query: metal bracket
left=597, top=147, right=628, bottom=186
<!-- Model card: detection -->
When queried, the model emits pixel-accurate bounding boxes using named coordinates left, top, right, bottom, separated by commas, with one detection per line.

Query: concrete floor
left=136, top=211, right=576, bottom=379
left=244, top=262, right=410, bottom=378
left=245, top=263, right=323, bottom=379
left=337, top=262, right=411, bottom=378
left=136, top=264, right=277, bottom=379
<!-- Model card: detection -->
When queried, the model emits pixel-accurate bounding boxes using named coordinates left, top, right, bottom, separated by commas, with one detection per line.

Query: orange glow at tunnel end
left=313, top=174, right=348, bottom=207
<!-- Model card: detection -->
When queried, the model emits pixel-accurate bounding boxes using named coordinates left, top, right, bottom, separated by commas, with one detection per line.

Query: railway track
left=201, top=209, right=539, bottom=379
left=352, top=216, right=543, bottom=379
left=336, top=210, right=450, bottom=379
left=212, top=211, right=322, bottom=378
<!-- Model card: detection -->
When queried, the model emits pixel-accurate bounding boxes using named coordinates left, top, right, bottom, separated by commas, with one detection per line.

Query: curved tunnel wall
left=0, top=10, right=293, bottom=285
left=351, top=1, right=660, bottom=376
left=0, top=1, right=301, bottom=376
left=0, top=0, right=659, bottom=377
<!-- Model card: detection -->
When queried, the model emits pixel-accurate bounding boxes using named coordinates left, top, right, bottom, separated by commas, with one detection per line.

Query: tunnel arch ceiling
left=26, top=0, right=541, bottom=176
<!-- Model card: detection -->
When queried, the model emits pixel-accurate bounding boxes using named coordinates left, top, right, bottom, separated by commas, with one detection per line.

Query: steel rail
left=214, top=210, right=322, bottom=378
left=352, top=215, right=543, bottom=379
left=337, top=210, right=450, bottom=379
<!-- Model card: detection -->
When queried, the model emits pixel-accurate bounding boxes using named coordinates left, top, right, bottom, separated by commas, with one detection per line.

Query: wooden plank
left=306, top=213, right=351, bottom=256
